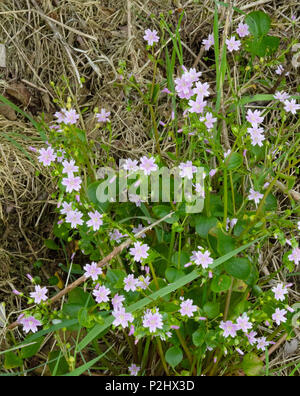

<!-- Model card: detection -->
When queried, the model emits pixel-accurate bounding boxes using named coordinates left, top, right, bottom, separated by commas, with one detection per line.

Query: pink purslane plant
left=65, top=209, right=84, bottom=228
left=190, top=248, right=213, bottom=269
left=96, top=109, right=111, bottom=123
left=288, top=247, right=300, bottom=265
left=236, top=22, right=250, bottom=38
left=272, top=283, right=288, bottom=301
left=203, top=33, right=214, bottom=51
left=112, top=307, right=134, bottom=329
left=62, top=175, right=82, bottom=193
left=248, top=188, right=264, bottom=205
left=272, top=308, right=287, bottom=326
left=220, top=320, right=238, bottom=338
left=124, top=274, right=139, bottom=292
left=226, top=36, right=241, bottom=52
left=87, top=211, right=103, bottom=231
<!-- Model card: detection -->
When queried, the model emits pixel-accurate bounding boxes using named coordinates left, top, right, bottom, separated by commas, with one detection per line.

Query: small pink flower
left=236, top=22, right=250, bottom=38
left=19, top=316, right=42, bottom=334
left=246, top=109, right=264, bottom=126
left=112, top=307, right=134, bottom=328
left=124, top=274, right=138, bottom=292
left=256, top=337, right=270, bottom=351
left=129, top=363, right=140, bottom=376
left=93, top=285, right=110, bottom=303
left=30, top=285, right=48, bottom=304
left=139, top=156, right=158, bottom=175
left=236, top=313, right=252, bottom=333
left=84, top=262, right=102, bottom=281
left=179, top=299, right=198, bottom=318
left=272, top=308, right=287, bottom=326
left=96, top=109, right=111, bottom=123
left=179, top=161, right=197, bottom=180
left=288, top=247, right=300, bottom=265
left=112, top=293, right=125, bottom=309
left=129, top=241, right=150, bottom=262
left=284, top=99, right=300, bottom=115
left=248, top=188, right=264, bottom=204
left=87, top=211, right=103, bottom=231
left=226, top=36, right=241, bottom=52
left=38, top=147, right=56, bottom=166
left=143, top=29, right=160, bottom=46
left=64, top=109, right=80, bottom=125
left=220, top=320, right=238, bottom=338
left=143, top=308, right=163, bottom=333
left=62, top=175, right=82, bottom=193
left=203, top=34, right=214, bottom=51
left=62, top=160, right=79, bottom=176
left=272, top=283, right=288, bottom=301
left=65, top=209, right=84, bottom=228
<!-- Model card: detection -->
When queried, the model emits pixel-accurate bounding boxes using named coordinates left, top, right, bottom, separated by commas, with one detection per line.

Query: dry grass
left=0, top=0, right=299, bottom=373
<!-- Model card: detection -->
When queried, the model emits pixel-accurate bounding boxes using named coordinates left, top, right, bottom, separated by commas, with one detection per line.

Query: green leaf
left=211, top=274, right=232, bottom=293
left=4, top=352, right=23, bottom=369
left=48, top=351, right=69, bottom=376
left=195, top=216, right=218, bottom=238
left=242, top=353, right=264, bottom=376
left=106, top=269, right=126, bottom=289
left=264, top=193, right=277, bottom=211
left=245, top=11, right=271, bottom=37
left=78, top=308, right=94, bottom=329
left=153, top=206, right=179, bottom=224
left=227, top=153, right=243, bottom=170
left=247, top=35, right=280, bottom=57
left=165, top=346, right=183, bottom=367
left=224, top=257, right=252, bottom=280
left=44, top=239, right=60, bottom=251
left=203, top=302, right=220, bottom=319
left=165, top=268, right=185, bottom=283
left=192, top=327, right=206, bottom=347
left=217, top=230, right=236, bottom=256
left=21, top=337, right=43, bottom=359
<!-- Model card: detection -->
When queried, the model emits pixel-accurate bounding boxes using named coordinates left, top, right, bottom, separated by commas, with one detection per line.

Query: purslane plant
left=3, top=8, right=300, bottom=377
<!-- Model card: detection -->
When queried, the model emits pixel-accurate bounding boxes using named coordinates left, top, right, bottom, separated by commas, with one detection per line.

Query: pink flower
left=226, top=36, right=241, bottom=52
left=236, top=313, right=252, bottom=333
left=272, top=283, right=288, bottom=301
left=87, top=211, right=103, bottom=231
left=143, top=29, right=160, bottom=46
left=112, top=306, right=134, bottom=328
left=272, top=308, right=287, bottom=326
left=62, top=160, right=79, bottom=176
left=96, top=109, right=111, bottom=123
left=191, top=249, right=213, bottom=269
left=109, top=229, right=127, bottom=243
left=65, top=209, right=84, bottom=228
left=201, top=112, right=217, bottom=130
left=137, top=275, right=151, bottom=290
left=129, top=363, right=140, bottom=376
left=209, top=169, right=217, bottom=177
left=64, top=109, right=80, bottom=125
left=129, top=241, right=150, bottom=262
left=179, top=161, right=197, bottom=180
left=220, top=320, right=238, bottom=338
left=143, top=309, right=163, bottom=333
left=124, top=274, right=138, bottom=292
left=175, top=76, right=194, bottom=100
left=179, top=299, right=198, bottom=318
left=84, top=262, right=102, bottom=281
left=256, top=336, right=270, bottom=351
left=93, top=285, right=111, bottom=303
left=122, top=159, right=139, bottom=173
left=60, top=202, right=73, bottom=215
left=275, top=65, right=284, bottom=75
left=19, top=316, right=42, bottom=334
left=246, top=109, right=264, bottom=126
left=188, top=96, right=207, bottom=114
left=139, top=156, right=158, bottom=175
left=54, top=109, right=67, bottom=123
left=112, top=293, right=125, bottom=309
left=203, top=34, right=214, bottom=51
left=247, top=331, right=257, bottom=345
left=30, top=285, right=48, bottom=304
left=132, top=224, right=146, bottom=239
left=236, top=22, right=250, bottom=38
left=38, top=147, right=56, bottom=166
left=274, top=91, right=290, bottom=103
left=62, top=175, right=82, bottom=193
left=248, top=188, right=264, bottom=204
left=193, top=82, right=210, bottom=98
left=288, top=247, right=300, bottom=265
left=284, top=99, right=300, bottom=114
